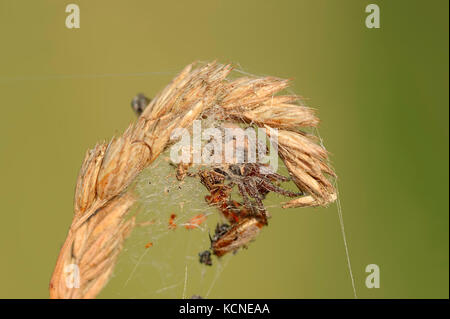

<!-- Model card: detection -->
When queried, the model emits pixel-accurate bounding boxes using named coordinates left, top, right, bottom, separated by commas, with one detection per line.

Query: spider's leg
left=246, top=178, right=264, bottom=200
left=256, top=164, right=290, bottom=181
left=258, top=177, right=303, bottom=197
left=266, top=172, right=290, bottom=182
left=169, top=162, right=177, bottom=168
left=252, top=177, right=270, bottom=198
left=209, top=183, right=226, bottom=190
left=242, top=181, right=269, bottom=224
left=238, top=183, right=252, bottom=209
left=213, top=167, right=228, bottom=178
left=253, top=196, right=268, bottom=225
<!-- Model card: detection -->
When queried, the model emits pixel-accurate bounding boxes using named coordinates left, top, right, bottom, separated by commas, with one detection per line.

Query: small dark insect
left=210, top=223, right=231, bottom=242
left=198, top=250, right=212, bottom=266
left=131, top=93, right=151, bottom=116
left=191, top=295, right=204, bottom=299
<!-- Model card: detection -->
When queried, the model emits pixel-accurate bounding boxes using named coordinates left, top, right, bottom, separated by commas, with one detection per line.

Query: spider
left=206, top=163, right=303, bottom=225
left=210, top=223, right=231, bottom=242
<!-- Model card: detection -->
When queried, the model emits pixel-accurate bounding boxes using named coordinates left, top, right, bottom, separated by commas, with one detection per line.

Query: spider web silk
left=112, top=153, right=235, bottom=298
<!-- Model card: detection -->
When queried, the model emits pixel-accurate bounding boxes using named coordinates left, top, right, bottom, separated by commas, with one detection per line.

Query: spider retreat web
left=97, top=67, right=348, bottom=299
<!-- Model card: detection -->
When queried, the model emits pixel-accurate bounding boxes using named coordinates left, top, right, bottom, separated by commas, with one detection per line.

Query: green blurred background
left=0, top=0, right=448, bottom=298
